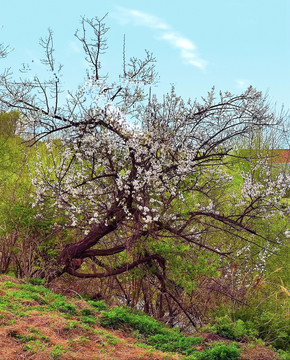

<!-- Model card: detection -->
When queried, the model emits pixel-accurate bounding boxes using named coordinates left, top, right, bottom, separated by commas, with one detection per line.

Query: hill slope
left=0, top=275, right=282, bottom=360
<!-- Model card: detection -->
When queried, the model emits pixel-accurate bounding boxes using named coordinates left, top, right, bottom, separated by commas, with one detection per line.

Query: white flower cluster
left=28, top=78, right=288, bottom=237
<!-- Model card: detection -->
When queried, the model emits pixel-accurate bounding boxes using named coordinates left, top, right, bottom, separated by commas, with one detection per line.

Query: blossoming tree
left=1, top=16, right=289, bottom=324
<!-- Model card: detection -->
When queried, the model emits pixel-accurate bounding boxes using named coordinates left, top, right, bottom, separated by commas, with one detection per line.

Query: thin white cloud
left=112, top=7, right=169, bottom=30
left=112, top=7, right=207, bottom=71
left=159, top=32, right=206, bottom=70
left=160, top=33, right=196, bottom=51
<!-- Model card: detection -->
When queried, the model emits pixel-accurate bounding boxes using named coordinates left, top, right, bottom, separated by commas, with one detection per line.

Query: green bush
left=80, top=315, right=97, bottom=325
left=27, top=278, right=45, bottom=286
left=50, top=299, right=77, bottom=315
left=204, top=343, right=241, bottom=360
left=187, top=343, right=240, bottom=360
left=211, top=316, right=258, bottom=341
left=226, top=308, right=290, bottom=351
left=100, top=306, right=168, bottom=335
left=81, top=307, right=93, bottom=316
left=87, top=299, right=107, bottom=310
left=104, top=333, right=119, bottom=345
left=255, top=311, right=290, bottom=351
left=148, top=333, right=203, bottom=355
left=277, top=349, right=290, bottom=360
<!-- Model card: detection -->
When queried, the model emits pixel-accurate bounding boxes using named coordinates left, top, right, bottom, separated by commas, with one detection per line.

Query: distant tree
left=0, top=16, right=289, bottom=324
left=0, top=111, right=20, bottom=137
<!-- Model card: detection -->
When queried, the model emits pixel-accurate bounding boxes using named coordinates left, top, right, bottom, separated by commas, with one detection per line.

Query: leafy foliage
left=101, top=306, right=168, bottom=335
left=87, top=300, right=107, bottom=310
left=0, top=111, right=20, bottom=137
left=230, top=308, right=290, bottom=351
left=101, top=306, right=242, bottom=358
left=210, top=316, right=258, bottom=341
left=148, top=333, right=202, bottom=355
left=186, top=343, right=241, bottom=360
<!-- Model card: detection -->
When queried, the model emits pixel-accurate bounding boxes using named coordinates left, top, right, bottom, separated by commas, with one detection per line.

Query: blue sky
left=1, top=0, right=289, bottom=110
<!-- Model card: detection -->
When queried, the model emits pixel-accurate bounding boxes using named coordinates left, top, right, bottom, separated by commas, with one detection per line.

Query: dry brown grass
left=240, top=345, right=280, bottom=360
left=0, top=303, right=179, bottom=359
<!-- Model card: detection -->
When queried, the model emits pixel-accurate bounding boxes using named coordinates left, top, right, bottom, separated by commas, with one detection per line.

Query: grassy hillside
left=0, top=275, right=284, bottom=360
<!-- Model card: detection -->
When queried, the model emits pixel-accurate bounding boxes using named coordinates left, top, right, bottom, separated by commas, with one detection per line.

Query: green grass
left=100, top=306, right=241, bottom=358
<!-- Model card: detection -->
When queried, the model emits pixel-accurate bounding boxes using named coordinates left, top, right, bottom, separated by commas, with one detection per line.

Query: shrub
left=27, top=278, right=45, bottom=286
left=187, top=343, right=240, bottom=360
left=87, top=299, right=107, bottom=310
left=227, top=308, right=290, bottom=351
left=204, top=343, right=241, bottom=360
left=81, top=307, right=93, bottom=316
left=100, top=306, right=167, bottom=335
left=80, top=315, right=97, bottom=325
left=50, top=299, right=77, bottom=315
left=255, top=311, right=290, bottom=351
left=211, top=316, right=257, bottom=341
left=148, top=333, right=203, bottom=355
left=277, top=349, right=290, bottom=360
left=104, top=333, right=119, bottom=345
